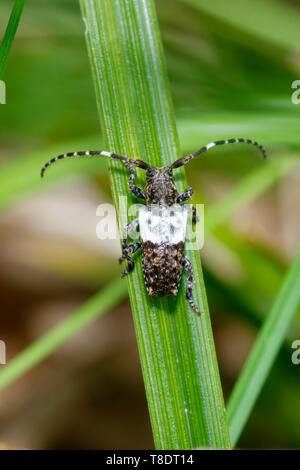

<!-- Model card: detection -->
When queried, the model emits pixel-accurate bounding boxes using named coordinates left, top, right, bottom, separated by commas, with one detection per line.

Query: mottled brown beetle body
left=41, top=137, right=266, bottom=315
left=142, top=167, right=186, bottom=298
left=142, top=241, right=184, bottom=298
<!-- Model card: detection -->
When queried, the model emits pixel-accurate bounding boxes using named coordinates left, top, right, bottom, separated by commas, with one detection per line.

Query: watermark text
left=0, top=340, right=6, bottom=365
left=0, top=80, right=6, bottom=104
left=96, top=199, right=205, bottom=250
left=291, top=80, right=300, bottom=104
left=291, top=339, right=300, bottom=365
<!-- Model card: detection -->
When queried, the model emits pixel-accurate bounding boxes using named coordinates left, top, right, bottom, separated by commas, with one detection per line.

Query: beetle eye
left=147, top=168, right=156, bottom=178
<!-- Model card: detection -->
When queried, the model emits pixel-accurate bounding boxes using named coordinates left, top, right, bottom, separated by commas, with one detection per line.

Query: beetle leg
left=192, top=205, right=199, bottom=224
left=120, top=219, right=139, bottom=249
left=119, top=219, right=141, bottom=277
left=122, top=161, right=145, bottom=200
left=182, top=255, right=201, bottom=315
left=177, top=188, right=198, bottom=224
left=119, top=242, right=142, bottom=277
left=177, top=186, right=193, bottom=203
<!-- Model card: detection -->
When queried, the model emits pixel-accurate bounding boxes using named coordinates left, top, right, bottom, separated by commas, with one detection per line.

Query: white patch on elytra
left=139, top=204, right=192, bottom=245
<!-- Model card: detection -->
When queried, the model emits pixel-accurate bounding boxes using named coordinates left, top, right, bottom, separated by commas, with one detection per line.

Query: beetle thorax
left=145, top=167, right=178, bottom=206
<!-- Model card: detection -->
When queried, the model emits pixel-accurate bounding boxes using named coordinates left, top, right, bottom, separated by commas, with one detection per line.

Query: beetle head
left=145, top=167, right=178, bottom=206
left=146, top=166, right=173, bottom=182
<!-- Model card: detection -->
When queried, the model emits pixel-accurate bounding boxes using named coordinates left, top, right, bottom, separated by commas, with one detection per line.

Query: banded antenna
left=170, top=138, right=267, bottom=169
left=40, top=150, right=149, bottom=178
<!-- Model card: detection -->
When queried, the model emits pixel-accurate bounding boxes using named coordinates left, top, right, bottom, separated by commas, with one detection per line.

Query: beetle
left=41, top=138, right=266, bottom=315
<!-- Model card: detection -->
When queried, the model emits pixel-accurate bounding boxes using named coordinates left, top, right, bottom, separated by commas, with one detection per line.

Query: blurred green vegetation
left=0, top=0, right=299, bottom=449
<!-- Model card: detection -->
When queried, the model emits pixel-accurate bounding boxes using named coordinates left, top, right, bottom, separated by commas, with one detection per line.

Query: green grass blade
left=0, top=0, right=26, bottom=79
left=80, top=0, right=230, bottom=449
left=227, top=249, right=300, bottom=447
left=0, top=278, right=127, bottom=391
left=181, top=0, right=300, bottom=50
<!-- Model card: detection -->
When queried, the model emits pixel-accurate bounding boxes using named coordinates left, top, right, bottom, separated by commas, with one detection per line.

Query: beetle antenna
left=40, top=150, right=149, bottom=177
left=170, top=138, right=267, bottom=169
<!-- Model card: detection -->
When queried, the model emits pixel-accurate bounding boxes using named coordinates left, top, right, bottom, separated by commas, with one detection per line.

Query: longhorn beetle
left=41, top=138, right=266, bottom=315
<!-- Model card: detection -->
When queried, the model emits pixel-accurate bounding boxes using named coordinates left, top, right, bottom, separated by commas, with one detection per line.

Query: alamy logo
left=0, top=80, right=6, bottom=104
left=291, top=80, right=300, bottom=104
left=291, top=340, right=300, bottom=365
left=0, top=340, right=6, bottom=364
